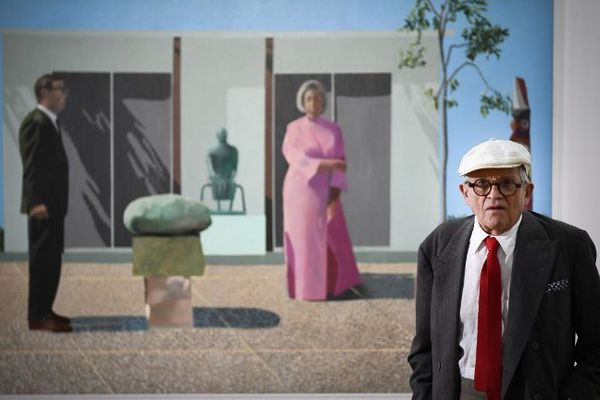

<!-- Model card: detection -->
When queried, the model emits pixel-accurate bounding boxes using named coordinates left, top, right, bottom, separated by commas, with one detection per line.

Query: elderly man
left=408, top=139, right=600, bottom=399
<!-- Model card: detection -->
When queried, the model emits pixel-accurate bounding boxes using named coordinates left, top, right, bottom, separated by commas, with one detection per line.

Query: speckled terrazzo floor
left=0, top=261, right=416, bottom=397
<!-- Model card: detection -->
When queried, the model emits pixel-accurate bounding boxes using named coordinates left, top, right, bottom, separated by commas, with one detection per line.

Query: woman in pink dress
left=282, top=80, right=361, bottom=300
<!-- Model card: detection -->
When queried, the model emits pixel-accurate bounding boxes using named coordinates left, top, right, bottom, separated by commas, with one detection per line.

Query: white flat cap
left=458, top=138, right=531, bottom=176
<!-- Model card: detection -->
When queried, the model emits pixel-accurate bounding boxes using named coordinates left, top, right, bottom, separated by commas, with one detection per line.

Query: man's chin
left=481, top=218, right=509, bottom=234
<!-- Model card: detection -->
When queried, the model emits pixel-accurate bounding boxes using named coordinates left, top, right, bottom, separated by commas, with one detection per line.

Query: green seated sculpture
left=201, top=128, right=246, bottom=214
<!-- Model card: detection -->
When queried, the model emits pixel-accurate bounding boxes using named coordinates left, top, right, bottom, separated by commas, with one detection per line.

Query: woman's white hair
left=296, top=79, right=327, bottom=114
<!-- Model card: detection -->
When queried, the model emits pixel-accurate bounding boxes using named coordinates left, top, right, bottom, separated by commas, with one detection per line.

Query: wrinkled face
left=303, top=88, right=324, bottom=118
left=42, top=80, right=67, bottom=113
left=459, top=167, right=533, bottom=235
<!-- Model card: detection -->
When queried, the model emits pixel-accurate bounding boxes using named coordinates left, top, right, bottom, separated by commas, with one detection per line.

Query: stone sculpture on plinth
left=123, top=194, right=211, bottom=328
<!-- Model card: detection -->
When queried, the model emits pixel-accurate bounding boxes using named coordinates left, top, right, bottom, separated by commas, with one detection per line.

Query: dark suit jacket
left=408, top=211, right=600, bottom=399
left=19, top=108, right=69, bottom=217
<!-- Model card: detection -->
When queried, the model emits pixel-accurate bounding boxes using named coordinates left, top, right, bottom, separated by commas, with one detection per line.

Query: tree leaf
left=480, top=91, right=511, bottom=116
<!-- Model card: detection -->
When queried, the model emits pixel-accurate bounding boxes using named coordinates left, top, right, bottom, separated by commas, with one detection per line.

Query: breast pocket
left=538, top=276, right=572, bottom=332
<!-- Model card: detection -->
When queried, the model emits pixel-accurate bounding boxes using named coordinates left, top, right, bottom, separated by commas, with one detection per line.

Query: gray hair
left=296, top=80, right=327, bottom=114
left=519, top=165, right=530, bottom=183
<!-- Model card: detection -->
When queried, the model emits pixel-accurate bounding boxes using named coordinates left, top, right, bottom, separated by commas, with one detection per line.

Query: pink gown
left=282, top=115, right=361, bottom=300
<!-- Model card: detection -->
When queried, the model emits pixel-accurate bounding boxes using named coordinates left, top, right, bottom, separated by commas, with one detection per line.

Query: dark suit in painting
left=19, top=108, right=69, bottom=321
left=408, top=211, right=600, bottom=399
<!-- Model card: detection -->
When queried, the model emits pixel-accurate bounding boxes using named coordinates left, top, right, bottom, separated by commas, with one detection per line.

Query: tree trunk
left=441, top=90, right=448, bottom=222
left=439, top=8, right=449, bottom=223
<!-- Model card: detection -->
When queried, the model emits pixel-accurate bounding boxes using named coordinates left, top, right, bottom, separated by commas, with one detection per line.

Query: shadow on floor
left=70, top=315, right=148, bottom=332
left=193, top=307, right=281, bottom=329
left=357, top=273, right=415, bottom=300
left=70, top=307, right=281, bottom=332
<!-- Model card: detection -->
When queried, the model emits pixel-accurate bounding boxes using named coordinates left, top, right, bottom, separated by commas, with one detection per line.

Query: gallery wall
left=553, top=0, right=600, bottom=249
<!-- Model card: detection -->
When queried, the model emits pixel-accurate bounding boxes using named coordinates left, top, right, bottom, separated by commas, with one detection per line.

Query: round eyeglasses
left=464, top=179, right=525, bottom=197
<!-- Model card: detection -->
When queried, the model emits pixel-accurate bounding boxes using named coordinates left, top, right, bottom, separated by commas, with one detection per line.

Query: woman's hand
left=30, top=204, right=49, bottom=219
left=319, top=159, right=346, bottom=172
left=326, top=200, right=338, bottom=222
left=327, top=188, right=341, bottom=222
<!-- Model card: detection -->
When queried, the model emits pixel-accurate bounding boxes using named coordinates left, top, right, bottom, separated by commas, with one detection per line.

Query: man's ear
left=524, top=182, right=534, bottom=203
left=459, top=183, right=469, bottom=201
left=39, top=87, right=49, bottom=101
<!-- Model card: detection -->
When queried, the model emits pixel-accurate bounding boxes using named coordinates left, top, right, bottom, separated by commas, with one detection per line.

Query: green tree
left=399, top=0, right=511, bottom=220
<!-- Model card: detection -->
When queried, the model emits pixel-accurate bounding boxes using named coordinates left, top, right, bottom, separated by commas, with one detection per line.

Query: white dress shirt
left=37, top=104, right=59, bottom=131
left=458, top=215, right=522, bottom=379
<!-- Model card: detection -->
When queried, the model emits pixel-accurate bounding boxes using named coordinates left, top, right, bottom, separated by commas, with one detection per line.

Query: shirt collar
left=37, top=104, right=58, bottom=126
left=469, top=214, right=523, bottom=257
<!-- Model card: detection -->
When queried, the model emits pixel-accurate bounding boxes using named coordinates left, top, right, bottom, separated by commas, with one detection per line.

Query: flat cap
left=458, top=138, right=531, bottom=176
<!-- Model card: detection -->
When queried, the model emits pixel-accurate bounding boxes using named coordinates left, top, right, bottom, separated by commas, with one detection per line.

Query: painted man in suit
left=19, top=73, right=71, bottom=333
left=408, top=139, right=600, bottom=399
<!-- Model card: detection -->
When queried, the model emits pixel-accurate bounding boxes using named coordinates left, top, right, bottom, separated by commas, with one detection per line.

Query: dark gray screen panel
left=273, top=74, right=331, bottom=248
left=335, top=73, right=391, bottom=246
left=113, top=73, right=172, bottom=247
left=56, top=72, right=111, bottom=248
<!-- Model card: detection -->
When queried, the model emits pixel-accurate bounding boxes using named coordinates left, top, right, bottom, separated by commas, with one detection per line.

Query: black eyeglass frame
left=464, top=178, right=526, bottom=197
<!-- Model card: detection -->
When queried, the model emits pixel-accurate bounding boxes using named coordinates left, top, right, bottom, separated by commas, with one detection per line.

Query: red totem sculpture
left=510, top=77, right=532, bottom=210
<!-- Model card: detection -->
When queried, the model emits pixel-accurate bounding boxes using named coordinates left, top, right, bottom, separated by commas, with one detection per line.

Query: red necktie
left=474, top=236, right=502, bottom=400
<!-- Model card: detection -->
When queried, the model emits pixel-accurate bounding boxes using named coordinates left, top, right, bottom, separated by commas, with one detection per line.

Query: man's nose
left=487, top=184, right=503, bottom=198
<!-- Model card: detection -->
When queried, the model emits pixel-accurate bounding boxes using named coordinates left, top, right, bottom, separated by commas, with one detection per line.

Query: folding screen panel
left=56, top=72, right=112, bottom=248
left=334, top=73, right=391, bottom=246
left=113, top=73, right=172, bottom=246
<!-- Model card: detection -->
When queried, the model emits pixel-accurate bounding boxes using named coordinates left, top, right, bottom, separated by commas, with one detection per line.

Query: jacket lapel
left=436, top=217, right=473, bottom=376
left=502, top=211, right=555, bottom=397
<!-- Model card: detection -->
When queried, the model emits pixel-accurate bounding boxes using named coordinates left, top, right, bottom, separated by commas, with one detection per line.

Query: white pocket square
left=545, top=279, right=569, bottom=293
